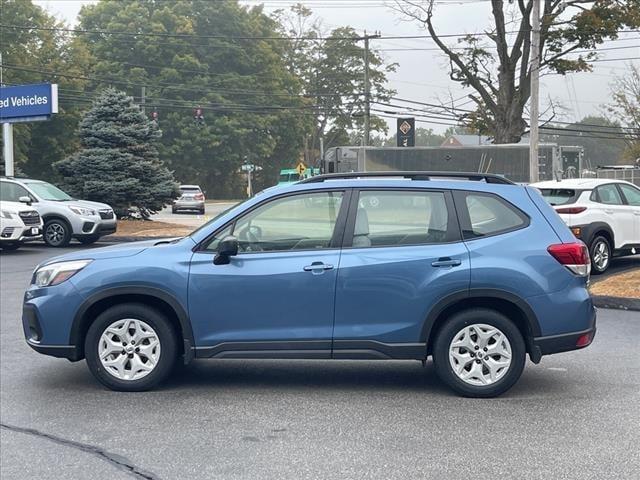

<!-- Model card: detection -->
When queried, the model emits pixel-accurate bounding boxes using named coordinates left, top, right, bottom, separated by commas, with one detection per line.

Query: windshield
left=539, top=189, right=578, bottom=206
left=24, top=181, right=73, bottom=201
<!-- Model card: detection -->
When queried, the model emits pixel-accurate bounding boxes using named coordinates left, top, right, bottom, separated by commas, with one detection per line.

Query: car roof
left=179, top=184, right=201, bottom=189
left=532, top=178, right=633, bottom=189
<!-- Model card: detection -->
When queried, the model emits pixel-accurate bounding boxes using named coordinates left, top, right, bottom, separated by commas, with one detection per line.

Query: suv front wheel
left=85, top=303, right=178, bottom=391
left=433, top=308, right=526, bottom=398
left=43, top=218, right=72, bottom=247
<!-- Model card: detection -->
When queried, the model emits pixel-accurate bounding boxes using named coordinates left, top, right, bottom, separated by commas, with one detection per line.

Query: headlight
left=33, top=260, right=92, bottom=287
left=68, top=206, right=96, bottom=216
left=0, top=210, right=14, bottom=219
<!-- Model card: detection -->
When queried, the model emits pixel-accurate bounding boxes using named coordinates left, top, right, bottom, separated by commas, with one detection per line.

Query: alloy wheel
left=592, top=240, right=610, bottom=271
left=448, top=323, right=512, bottom=386
left=45, top=223, right=66, bottom=246
left=98, top=318, right=161, bottom=381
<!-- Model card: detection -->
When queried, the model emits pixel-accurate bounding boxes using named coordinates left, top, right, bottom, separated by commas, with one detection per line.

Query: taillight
left=555, top=206, right=587, bottom=214
left=547, top=242, right=590, bottom=277
left=194, top=193, right=205, bottom=201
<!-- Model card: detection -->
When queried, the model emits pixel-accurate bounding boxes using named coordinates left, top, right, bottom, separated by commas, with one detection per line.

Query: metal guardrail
left=595, top=168, right=640, bottom=187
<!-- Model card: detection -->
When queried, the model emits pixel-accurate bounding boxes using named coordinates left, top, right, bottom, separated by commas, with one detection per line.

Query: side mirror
left=18, top=196, right=32, bottom=205
left=214, top=236, right=238, bottom=265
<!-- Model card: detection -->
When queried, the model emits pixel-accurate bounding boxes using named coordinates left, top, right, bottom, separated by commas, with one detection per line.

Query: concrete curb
left=592, top=295, right=640, bottom=312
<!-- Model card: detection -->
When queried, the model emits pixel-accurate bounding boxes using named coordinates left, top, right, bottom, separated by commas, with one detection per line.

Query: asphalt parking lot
left=1, top=244, right=639, bottom=480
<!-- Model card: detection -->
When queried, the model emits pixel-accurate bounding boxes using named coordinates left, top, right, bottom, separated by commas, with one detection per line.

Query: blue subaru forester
left=23, top=172, right=596, bottom=397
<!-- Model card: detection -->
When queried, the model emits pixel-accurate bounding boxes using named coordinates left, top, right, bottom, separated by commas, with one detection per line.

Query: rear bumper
left=531, top=308, right=597, bottom=359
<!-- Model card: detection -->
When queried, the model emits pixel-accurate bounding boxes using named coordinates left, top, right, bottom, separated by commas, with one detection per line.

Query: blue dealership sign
left=0, top=83, right=58, bottom=123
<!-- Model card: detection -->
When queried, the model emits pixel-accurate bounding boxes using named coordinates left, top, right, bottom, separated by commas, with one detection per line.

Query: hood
left=69, top=199, right=113, bottom=211
left=0, top=200, right=38, bottom=214
left=40, top=237, right=195, bottom=266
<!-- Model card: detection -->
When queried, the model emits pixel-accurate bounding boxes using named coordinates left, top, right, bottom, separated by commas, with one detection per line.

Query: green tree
left=273, top=5, right=396, bottom=160
left=54, top=88, right=178, bottom=217
left=0, top=0, right=91, bottom=178
left=383, top=127, right=446, bottom=146
left=76, top=0, right=309, bottom=196
left=396, top=0, right=640, bottom=143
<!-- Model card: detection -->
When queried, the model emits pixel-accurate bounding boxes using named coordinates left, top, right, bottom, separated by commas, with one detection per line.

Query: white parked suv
left=0, top=200, right=43, bottom=251
left=0, top=177, right=117, bottom=247
left=533, top=178, right=640, bottom=273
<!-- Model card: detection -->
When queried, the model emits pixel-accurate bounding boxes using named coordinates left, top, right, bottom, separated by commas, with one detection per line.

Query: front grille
left=19, top=211, right=41, bottom=225
left=1, top=227, right=15, bottom=238
left=99, top=209, right=114, bottom=220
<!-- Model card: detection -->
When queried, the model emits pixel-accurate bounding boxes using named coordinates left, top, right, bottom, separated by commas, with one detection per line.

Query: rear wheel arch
left=422, top=290, right=541, bottom=361
left=70, top=287, right=194, bottom=363
left=583, top=222, right=614, bottom=249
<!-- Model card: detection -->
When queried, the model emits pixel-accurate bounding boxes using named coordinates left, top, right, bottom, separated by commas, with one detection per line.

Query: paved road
left=151, top=201, right=239, bottom=228
left=1, top=245, right=639, bottom=480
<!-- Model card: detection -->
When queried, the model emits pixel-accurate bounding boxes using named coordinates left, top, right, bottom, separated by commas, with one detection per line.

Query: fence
left=595, top=168, right=640, bottom=187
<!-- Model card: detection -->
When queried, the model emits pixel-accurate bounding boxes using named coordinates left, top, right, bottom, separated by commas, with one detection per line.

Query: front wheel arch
left=70, top=288, right=194, bottom=363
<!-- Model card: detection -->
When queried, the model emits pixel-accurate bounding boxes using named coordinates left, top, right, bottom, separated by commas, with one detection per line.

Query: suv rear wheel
left=85, top=303, right=178, bottom=391
left=589, top=235, right=611, bottom=274
left=433, top=308, right=526, bottom=398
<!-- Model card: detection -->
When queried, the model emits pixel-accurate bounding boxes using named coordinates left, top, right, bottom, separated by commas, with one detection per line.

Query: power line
left=4, top=23, right=637, bottom=42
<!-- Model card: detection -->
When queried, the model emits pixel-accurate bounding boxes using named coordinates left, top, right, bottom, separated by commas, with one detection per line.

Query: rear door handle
left=303, top=262, right=334, bottom=273
left=431, top=257, right=462, bottom=268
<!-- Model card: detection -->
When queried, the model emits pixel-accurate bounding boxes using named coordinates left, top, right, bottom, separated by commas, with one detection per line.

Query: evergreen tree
left=54, top=88, right=178, bottom=218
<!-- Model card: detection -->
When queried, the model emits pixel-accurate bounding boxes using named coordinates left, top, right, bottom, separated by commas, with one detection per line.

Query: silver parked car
left=172, top=184, right=205, bottom=214
left=0, top=177, right=117, bottom=247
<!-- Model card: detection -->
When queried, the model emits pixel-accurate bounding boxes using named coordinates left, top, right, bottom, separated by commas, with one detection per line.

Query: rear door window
left=349, top=190, right=454, bottom=247
left=592, top=184, right=623, bottom=205
left=456, top=192, right=529, bottom=239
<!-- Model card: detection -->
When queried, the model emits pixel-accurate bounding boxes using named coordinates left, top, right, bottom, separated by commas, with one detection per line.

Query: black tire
left=589, top=235, right=611, bottom=275
left=433, top=308, right=526, bottom=398
left=43, top=218, right=72, bottom=247
left=0, top=242, right=20, bottom=251
left=77, top=234, right=100, bottom=245
left=172, top=207, right=178, bottom=214
left=199, top=207, right=205, bottom=215
left=85, top=303, right=178, bottom=392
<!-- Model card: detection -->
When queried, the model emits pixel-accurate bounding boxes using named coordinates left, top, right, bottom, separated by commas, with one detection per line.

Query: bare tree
left=609, top=63, right=640, bottom=162
left=394, top=0, right=640, bottom=143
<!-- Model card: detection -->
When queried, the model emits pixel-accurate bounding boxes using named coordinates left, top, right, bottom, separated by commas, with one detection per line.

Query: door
left=188, top=190, right=348, bottom=357
left=333, top=189, right=470, bottom=359
left=618, top=183, right=640, bottom=245
left=592, top=184, right=635, bottom=248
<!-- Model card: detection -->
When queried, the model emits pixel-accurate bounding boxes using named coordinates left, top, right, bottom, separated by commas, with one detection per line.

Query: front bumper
left=23, top=304, right=81, bottom=361
left=1, top=225, right=42, bottom=243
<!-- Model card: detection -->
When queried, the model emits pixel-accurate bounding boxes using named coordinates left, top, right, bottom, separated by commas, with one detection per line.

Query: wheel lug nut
left=474, top=346, right=479, bottom=350
left=128, top=353, right=133, bottom=358
left=483, top=347, right=487, bottom=351
left=470, top=352, right=475, bottom=357
left=135, top=347, right=140, bottom=352
left=475, top=359, right=481, bottom=364
left=131, top=341, right=135, bottom=345
left=123, top=342, right=127, bottom=346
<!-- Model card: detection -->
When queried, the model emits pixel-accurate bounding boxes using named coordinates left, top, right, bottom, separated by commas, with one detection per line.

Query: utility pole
left=141, top=86, right=146, bottom=115
left=361, top=31, right=381, bottom=147
left=529, top=0, right=541, bottom=183
left=1, top=52, right=14, bottom=177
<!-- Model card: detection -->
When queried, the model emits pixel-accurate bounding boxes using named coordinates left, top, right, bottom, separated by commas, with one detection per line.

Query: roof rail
left=298, top=171, right=515, bottom=185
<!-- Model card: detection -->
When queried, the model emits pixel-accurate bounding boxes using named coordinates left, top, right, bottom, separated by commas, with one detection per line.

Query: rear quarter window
left=456, top=191, right=529, bottom=239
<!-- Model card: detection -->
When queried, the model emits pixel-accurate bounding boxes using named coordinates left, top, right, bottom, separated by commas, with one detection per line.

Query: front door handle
left=431, top=257, right=462, bottom=268
left=303, top=262, right=334, bottom=273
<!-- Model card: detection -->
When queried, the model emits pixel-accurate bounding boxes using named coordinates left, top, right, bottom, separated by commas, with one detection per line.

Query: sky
left=33, top=0, right=639, bottom=134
